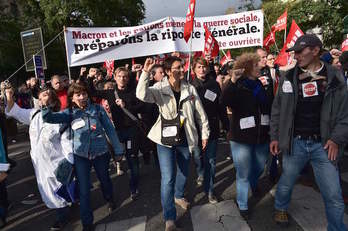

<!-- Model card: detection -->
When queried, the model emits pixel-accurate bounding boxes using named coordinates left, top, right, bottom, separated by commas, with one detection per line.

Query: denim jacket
left=42, top=102, right=124, bottom=159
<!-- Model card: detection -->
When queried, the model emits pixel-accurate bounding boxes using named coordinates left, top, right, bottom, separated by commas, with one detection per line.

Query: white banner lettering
left=65, top=10, right=263, bottom=67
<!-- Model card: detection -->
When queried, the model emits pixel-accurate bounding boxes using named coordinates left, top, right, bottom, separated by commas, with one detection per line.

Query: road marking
left=95, top=216, right=146, bottom=231
left=190, top=200, right=250, bottom=231
left=270, top=184, right=348, bottom=231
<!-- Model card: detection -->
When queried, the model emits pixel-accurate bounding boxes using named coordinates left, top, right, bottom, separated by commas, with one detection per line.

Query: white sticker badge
left=127, top=140, right=132, bottom=149
left=162, top=126, right=178, bottom=137
left=71, top=118, right=86, bottom=130
left=259, top=76, right=269, bottom=86
left=240, top=116, right=256, bottom=130
left=261, top=114, right=270, bottom=126
left=204, top=89, right=217, bottom=102
left=282, top=81, right=293, bottom=93
left=302, top=82, right=318, bottom=98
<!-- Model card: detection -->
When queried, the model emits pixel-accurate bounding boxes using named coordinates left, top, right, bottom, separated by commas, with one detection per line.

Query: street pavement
left=3, top=124, right=348, bottom=231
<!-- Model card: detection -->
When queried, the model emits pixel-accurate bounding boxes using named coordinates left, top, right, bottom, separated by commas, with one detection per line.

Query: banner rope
left=5, top=30, right=65, bottom=82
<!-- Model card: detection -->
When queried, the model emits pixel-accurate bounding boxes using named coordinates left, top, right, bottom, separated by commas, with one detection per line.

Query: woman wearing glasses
left=136, top=56, right=209, bottom=231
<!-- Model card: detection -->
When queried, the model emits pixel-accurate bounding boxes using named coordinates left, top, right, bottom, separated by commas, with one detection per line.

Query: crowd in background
left=0, top=33, right=348, bottom=231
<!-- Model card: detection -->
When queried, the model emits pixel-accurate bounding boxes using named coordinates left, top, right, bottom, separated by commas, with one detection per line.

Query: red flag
left=342, top=38, right=348, bottom=52
left=103, top=60, right=114, bottom=77
left=183, top=0, right=196, bottom=43
left=193, top=51, right=203, bottom=58
left=273, top=10, right=287, bottom=32
left=275, top=20, right=304, bottom=66
left=203, top=25, right=219, bottom=58
left=263, top=29, right=276, bottom=51
left=220, top=50, right=231, bottom=66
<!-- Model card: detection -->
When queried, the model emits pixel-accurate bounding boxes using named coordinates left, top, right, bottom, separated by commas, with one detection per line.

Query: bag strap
left=158, top=83, right=188, bottom=118
left=114, top=89, right=139, bottom=122
left=30, top=109, right=41, bottom=121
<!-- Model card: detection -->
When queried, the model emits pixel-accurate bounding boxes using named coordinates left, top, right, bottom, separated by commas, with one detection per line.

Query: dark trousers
left=74, top=153, right=113, bottom=225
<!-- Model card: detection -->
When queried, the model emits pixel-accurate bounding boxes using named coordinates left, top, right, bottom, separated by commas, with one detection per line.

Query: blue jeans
left=117, top=127, right=139, bottom=194
left=203, top=139, right=218, bottom=195
left=156, top=143, right=190, bottom=221
left=275, top=137, right=347, bottom=231
left=192, top=146, right=204, bottom=178
left=229, top=141, right=269, bottom=210
left=74, top=153, right=113, bottom=225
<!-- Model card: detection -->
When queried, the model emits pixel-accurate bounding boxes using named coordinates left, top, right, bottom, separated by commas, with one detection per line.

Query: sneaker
left=273, top=209, right=289, bottom=227
left=107, top=200, right=116, bottom=213
left=196, top=176, right=203, bottom=186
left=165, top=220, right=182, bottom=231
left=174, top=197, right=190, bottom=210
left=208, top=194, right=218, bottom=204
left=50, top=221, right=67, bottom=230
left=131, top=190, right=139, bottom=201
left=239, top=209, right=249, bottom=220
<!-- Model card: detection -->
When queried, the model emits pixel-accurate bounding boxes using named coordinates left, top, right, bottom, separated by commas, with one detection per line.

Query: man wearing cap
left=270, top=34, right=348, bottom=230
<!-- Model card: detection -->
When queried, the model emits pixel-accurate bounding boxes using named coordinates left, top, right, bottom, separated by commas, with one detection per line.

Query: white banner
left=65, top=10, right=263, bottom=67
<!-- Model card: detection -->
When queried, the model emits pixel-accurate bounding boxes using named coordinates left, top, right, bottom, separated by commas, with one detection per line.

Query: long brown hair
left=67, top=82, right=90, bottom=108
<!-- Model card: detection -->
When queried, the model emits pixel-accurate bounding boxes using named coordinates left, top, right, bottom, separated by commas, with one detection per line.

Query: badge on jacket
left=302, top=82, right=318, bottom=97
left=71, top=118, right=85, bottom=130
left=204, top=89, right=217, bottom=102
left=259, top=76, right=269, bottom=86
left=282, top=81, right=293, bottom=93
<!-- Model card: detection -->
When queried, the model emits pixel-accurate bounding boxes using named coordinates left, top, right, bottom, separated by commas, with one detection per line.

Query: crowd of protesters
left=0, top=33, right=348, bottom=231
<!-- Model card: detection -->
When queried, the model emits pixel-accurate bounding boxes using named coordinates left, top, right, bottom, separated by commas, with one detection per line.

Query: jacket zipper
left=87, top=114, right=91, bottom=159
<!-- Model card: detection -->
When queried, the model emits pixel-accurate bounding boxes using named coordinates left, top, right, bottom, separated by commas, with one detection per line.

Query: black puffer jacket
left=221, top=77, right=273, bottom=144
left=191, top=75, right=229, bottom=140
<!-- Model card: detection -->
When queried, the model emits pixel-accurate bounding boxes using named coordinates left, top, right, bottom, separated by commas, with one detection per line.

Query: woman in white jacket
left=136, top=57, right=210, bottom=231
left=5, top=86, right=72, bottom=230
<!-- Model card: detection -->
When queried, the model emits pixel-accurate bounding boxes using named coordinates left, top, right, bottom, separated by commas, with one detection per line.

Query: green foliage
left=262, top=0, right=348, bottom=53
left=0, top=0, right=145, bottom=83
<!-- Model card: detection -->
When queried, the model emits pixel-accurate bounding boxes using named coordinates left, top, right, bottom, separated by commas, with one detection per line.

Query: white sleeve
left=5, top=103, right=34, bottom=125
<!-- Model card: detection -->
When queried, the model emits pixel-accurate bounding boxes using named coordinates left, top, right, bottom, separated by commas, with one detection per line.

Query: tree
left=262, top=0, right=348, bottom=53
left=0, top=0, right=145, bottom=83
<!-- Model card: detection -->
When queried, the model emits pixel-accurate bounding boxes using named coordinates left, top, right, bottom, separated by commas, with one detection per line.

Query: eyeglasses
left=171, top=66, right=184, bottom=71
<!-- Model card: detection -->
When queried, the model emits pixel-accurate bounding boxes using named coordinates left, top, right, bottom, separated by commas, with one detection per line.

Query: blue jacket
left=42, top=103, right=124, bottom=159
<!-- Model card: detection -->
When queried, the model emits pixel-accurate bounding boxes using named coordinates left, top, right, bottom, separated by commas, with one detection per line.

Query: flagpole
left=187, top=38, right=192, bottom=82
left=63, top=26, right=72, bottom=82
left=221, top=49, right=229, bottom=60
left=263, top=12, right=280, bottom=53
left=284, top=9, right=287, bottom=44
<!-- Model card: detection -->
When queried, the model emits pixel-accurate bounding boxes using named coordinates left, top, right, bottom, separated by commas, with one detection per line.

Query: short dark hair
left=67, top=82, right=90, bottom=108
left=163, top=56, right=182, bottom=72
left=150, top=64, right=163, bottom=77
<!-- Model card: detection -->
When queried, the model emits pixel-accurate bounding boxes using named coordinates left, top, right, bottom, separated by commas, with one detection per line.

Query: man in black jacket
left=87, top=67, right=146, bottom=200
left=270, top=34, right=348, bottom=230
